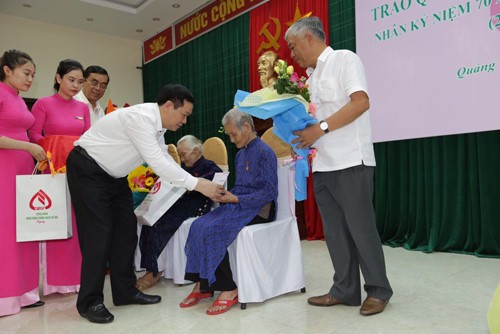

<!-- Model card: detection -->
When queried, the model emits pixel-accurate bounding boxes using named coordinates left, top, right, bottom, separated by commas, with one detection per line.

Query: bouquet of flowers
left=128, top=164, right=158, bottom=193
left=274, top=59, right=317, bottom=152
left=273, top=59, right=311, bottom=104
left=234, top=58, right=318, bottom=201
left=128, top=163, right=159, bottom=209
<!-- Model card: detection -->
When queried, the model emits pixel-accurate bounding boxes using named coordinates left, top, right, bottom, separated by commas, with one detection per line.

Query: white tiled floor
left=1, top=241, right=498, bottom=334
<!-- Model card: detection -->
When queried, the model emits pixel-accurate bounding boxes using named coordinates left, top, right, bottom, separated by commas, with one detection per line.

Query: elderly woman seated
left=135, top=135, right=222, bottom=290
left=180, top=108, right=278, bottom=315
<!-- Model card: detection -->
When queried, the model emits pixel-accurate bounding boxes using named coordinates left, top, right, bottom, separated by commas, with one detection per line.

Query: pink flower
left=274, top=58, right=311, bottom=103
left=309, top=102, right=317, bottom=118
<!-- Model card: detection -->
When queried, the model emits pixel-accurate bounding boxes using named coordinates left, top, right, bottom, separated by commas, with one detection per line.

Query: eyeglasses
left=86, top=80, right=108, bottom=90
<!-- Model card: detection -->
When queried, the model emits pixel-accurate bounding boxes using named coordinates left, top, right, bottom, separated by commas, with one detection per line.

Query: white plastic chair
left=227, top=157, right=306, bottom=309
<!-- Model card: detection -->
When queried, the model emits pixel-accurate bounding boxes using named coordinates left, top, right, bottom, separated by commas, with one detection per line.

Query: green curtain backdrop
left=329, top=0, right=500, bottom=257
left=374, top=132, right=500, bottom=257
left=142, top=1, right=499, bottom=257
left=142, top=15, right=250, bottom=186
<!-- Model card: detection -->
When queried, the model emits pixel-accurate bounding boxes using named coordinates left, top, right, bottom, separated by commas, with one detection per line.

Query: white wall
left=0, top=13, right=143, bottom=106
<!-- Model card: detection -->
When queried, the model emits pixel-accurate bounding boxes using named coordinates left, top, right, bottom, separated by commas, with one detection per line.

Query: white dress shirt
left=307, top=47, right=376, bottom=172
left=75, top=103, right=198, bottom=191
left=74, top=90, right=104, bottom=125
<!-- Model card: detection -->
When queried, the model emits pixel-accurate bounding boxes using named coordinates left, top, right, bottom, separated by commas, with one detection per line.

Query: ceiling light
left=22, top=3, right=31, bottom=8
left=152, top=17, right=160, bottom=21
left=172, top=4, right=180, bottom=8
left=136, top=29, right=143, bottom=33
left=86, top=18, right=94, bottom=22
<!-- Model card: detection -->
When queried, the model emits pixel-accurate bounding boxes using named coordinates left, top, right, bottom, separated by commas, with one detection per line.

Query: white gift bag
left=16, top=172, right=72, bottom=242
left=134, top=178, right=187, bottom=226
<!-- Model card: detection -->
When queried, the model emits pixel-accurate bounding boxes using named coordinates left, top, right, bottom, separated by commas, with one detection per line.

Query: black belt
left=74, top=146, right=96, bottom=163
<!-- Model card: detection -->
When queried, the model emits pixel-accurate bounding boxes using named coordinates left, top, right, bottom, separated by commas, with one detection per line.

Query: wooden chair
left=202, top=137, right=228, bottom=172
left=261, top=127, right=292, bottom=159
left=167, top=143, right=181, bottom=165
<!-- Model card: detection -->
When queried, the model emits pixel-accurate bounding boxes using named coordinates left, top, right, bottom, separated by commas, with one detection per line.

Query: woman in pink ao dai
left=29, top=59, right=90, bottom=296
left=0, top=49, right=47, bottom=316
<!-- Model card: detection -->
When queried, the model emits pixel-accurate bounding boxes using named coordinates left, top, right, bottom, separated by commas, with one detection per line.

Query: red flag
left=249, top=0, right=329, bottom=92
left=39, top=135, right=80, bottom=173
left=249, top=0, right=328, bottom=240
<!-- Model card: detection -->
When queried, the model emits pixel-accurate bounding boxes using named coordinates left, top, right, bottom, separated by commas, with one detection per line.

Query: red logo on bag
left=29, top=190, right=52, bottom=210
left=150, top=181, right=161, bottom=194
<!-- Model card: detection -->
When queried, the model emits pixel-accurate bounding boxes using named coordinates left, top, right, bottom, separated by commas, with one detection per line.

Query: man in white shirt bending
left=66, top=84, right=225, bottom=324
left=74, top=65, right=109, bottom=125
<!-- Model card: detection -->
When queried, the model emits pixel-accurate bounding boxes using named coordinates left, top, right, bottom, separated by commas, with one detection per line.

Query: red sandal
left=179, top=291, right=213, bottom=308
left=206, top=295, right=238, bottom=315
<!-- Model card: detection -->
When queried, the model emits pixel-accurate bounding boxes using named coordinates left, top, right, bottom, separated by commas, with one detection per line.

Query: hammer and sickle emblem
left=257, top=17, right=281, bottom=54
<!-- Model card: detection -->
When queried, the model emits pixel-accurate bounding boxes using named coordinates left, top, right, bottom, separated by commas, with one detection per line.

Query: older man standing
left=285, top=17, right=393, bottom=316
left=74, top=65, right=109, bottom=125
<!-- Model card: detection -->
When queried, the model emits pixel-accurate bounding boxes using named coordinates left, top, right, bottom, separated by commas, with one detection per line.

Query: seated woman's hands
left=194, top=178, right=226, bottom=201
left=218, top=190, right=238, bottom=204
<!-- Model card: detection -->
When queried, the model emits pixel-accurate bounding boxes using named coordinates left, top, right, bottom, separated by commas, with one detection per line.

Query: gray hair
left=177, top=134, right=204, bottom=154
left=221, top=108, right=255, bottom=131
left=285, top=16, right=326, bottom=43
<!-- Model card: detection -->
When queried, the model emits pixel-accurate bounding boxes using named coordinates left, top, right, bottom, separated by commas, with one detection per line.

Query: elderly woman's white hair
left=221, top=108, right=255, bottom=132
left=177, top=134, right=204, bottom=154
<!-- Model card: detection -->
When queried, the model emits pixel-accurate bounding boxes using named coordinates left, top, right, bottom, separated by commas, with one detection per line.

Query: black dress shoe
left=114, top=292, right=161, bottom=306
left=21, top=301, right=45, bottom=309
left=79, top=303, right=114, bottom=324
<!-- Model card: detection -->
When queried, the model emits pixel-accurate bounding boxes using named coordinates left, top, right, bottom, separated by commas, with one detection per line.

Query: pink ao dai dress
left=0, top=81, right=41, bottom=316
left=29, top=93, right=90, bottom=295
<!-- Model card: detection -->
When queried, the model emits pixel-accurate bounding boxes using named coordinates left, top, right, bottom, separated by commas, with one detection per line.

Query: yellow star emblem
left=286, top=2, right=313, bottom=27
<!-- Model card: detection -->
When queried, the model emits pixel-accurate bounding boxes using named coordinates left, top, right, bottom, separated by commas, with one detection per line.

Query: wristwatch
left=319, top=120, right=329, bottom=133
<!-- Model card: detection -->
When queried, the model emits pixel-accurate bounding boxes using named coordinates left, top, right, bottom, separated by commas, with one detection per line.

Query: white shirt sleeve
left=122, top=112, right=198, bottom=191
